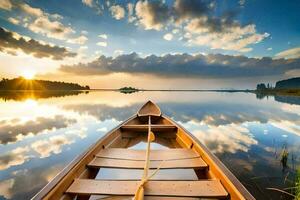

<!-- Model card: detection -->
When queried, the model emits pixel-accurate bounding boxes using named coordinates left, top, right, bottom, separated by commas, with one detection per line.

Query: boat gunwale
left=162, top=114, right=255, bottom=200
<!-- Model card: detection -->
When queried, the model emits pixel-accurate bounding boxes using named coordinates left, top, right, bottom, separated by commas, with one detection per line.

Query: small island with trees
left=0, top=77, right=90, bottom=90
left=119, top=87, right=139, bottom=94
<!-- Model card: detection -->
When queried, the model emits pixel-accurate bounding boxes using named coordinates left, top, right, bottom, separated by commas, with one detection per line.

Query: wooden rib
left=96, top=148, right=199, bottom=161
left=121, top=125, right=177, bottom=132
left=88, top=157, right=207, bottom=169
left=66, top=179, right=228, bottom=198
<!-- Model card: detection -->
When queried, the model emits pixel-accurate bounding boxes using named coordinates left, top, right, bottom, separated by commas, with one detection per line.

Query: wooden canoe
left=32, top=101, right=255, bottom=200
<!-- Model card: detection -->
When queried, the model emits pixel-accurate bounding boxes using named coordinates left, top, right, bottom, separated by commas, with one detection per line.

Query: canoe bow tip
left=137, top=100, right=162, bottom=117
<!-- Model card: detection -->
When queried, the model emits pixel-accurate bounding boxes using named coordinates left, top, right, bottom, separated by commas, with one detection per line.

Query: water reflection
left=257, top=92, right=300, bottom=106
left=0, top=115, right=76, bottom=144
left=0, top=91, right=299, bottom=200
left=0, top=90, right=87, bottom=101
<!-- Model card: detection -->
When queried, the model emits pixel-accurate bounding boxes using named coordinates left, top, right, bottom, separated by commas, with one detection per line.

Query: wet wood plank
left=96, top=148, right=199, bottom=161
left=88, top=157, right=207, bottom=169
left=66, top=179, right=228, bottom=198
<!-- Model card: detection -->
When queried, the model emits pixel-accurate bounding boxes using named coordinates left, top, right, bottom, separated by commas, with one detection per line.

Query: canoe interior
left=32, top=102, right=254, bottom=200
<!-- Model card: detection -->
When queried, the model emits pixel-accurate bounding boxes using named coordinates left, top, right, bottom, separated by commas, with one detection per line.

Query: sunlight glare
left=22, top=70, right=36, bottom=80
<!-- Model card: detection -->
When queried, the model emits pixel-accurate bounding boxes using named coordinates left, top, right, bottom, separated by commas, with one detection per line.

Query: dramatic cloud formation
left=132, top=0, right=269, bottom=52
left=173, top=0, right=212, bottom=23
left=0, top=115, right=76, bottom=144
left=60, top=52, right=300, bottom=78
left=0, top=27, right=76, bottom=60
left=135, top=0, right=170, bottom=30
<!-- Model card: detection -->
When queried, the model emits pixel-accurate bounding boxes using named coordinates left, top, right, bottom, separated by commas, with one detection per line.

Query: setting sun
left=22, top=70, right=36, bottom=80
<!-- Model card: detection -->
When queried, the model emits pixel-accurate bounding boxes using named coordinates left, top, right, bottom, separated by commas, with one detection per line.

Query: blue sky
left=0, top=0, right=300, bottom=89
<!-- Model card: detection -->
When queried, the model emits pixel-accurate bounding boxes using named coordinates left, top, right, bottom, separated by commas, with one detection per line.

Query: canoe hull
left=32, top=102, right=255, bottom=200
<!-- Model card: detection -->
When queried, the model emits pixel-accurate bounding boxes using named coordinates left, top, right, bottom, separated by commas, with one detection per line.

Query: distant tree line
left=257, top=77, right=300, bottom=91
left=256, top=83, right=273, bottom=91
left=0, top=77, right=90, bottom=90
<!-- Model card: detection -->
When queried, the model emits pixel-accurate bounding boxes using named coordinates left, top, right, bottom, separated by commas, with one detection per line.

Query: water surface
left=0, top=91, right=299, bottom=200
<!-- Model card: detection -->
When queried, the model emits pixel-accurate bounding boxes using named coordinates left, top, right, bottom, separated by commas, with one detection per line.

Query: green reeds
left=295, top=168, right=300, bottom=200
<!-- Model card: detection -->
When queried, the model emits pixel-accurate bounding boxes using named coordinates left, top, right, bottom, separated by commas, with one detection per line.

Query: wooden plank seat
left=96, top=148, right=199, bottom=161
left=66, top=179, right=228, bottom=198
left=121, top=125, right=177, bottom=132
left=88, top=157, right=207, bottom=169
left=90, top=195, right=206, bottom=200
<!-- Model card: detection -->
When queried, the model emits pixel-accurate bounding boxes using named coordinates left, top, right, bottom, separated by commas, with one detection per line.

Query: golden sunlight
left=22, top=70, right=36, bottom=80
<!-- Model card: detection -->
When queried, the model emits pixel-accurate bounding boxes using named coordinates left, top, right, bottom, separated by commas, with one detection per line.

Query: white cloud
left=28, top=15, right=75, bottom=40
left=82, top=0, right=93, bottom=7
left=67, top=35, right=88, bottom=45
left=186, top=24, right=269, bottom=52
left=8, top=17, right=20, bottom=25
left=110, top=5, right=125, bottom=20
left=163, top=33, right=173, bottom=41
left=0, top=0, right=12, bottom=10
left=271, top=120, right=300, bottom=137
left=31, top=135, right=74, bottom=158
left=0, top=147, right=30, bottom=170
left=20, top=3, right=43, bottom=17
left=97, top=41, right=107, bottom=47
left=194, top=124, right=257, bottom=154
left=267, top=47, right=272, bottom=51
left=66, top=127, right=88, bottom=139
left=15, top=3, right=86, bottom=44
left=275, top=47, right=300, bottom=59
left=127, top=3, right=136, bottom=23
left=98, top=34, right=108, bottom=39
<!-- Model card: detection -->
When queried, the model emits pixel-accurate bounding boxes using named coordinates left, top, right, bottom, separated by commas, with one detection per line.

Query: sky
left=0, top=0, right=300, bottom=89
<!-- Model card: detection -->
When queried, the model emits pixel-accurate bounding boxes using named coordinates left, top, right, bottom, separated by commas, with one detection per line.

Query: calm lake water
left=0, top=91, right=299, bottom=200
